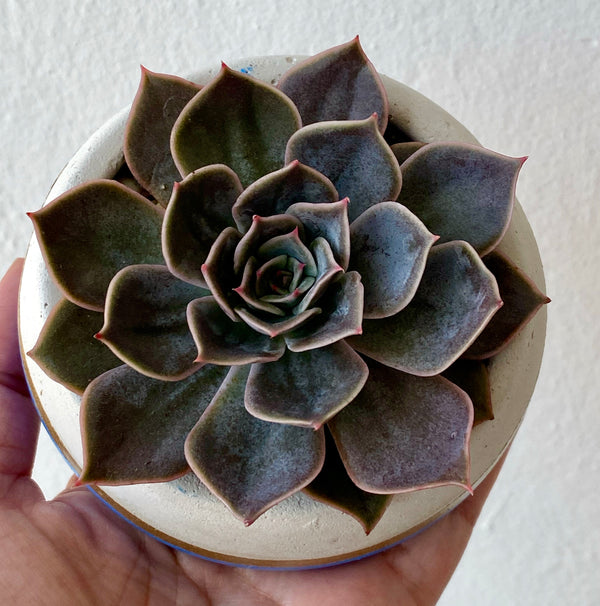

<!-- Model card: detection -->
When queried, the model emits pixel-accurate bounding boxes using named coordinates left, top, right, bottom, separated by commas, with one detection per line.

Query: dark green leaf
left=171, top=66, right=301, bottom=188
left=100, top=265, right=207, bottom=380
left=124, top=68, right=201, bottom=205
left=28, top=298, right=120, bottom=394
left=80, top=363, right=229, bottom=484
left=187, top=296, right=285, bottom=364
left=29, top=180, right=164, bottom=311
left=232, top=161, right=338, bottom=233
left=163, top=165, right=242, bottom=287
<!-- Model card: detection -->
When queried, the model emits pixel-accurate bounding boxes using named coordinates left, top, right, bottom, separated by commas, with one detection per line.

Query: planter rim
left=19, top=54, right=547, bottom=569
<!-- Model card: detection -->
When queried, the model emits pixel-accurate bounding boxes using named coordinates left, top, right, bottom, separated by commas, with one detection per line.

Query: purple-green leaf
left=232, top=161, right=338, bottom=233
left=235, top=306, right=322, bottom=338
left=293, top=237, right=343, bottom=314
left=284, top=271, right=364, bottom=352
left=350, top=201, right=437, bottom=319
left=162, top=165, right=242, bottom=288
left=305, top=429, right=392, bottom=534
left=285, top=115, right=402, bottom=222
left=329, top=360, right=473, bottom=493
left=442, top=359, right=494, bottom=425
left=398, top=143, right=525, bottom=255
left=463, top=250, right=551, bottom=359
left=256, top=226, right=317, bottom=276
left=171, top=65, right=301, bottom=188
left=98, top=265, right=207, bottom=380
left=80, top=363, right=229, bottom=484
left=245, top=341, right=368, bottom=428
left=286, top=199, right=351, bottom=270
left=187, top=296, right=285, bottom=364
left=185, top=365, right=326, bottom=525
left=233, top=214, right=303, bottom=275
left=28, top=298, right=121, bottom=394
left=124, top=68, right=201, bottom=205
left=349, top=241, right=502, bottom=375
left=29, top=180, right=165, bottom=311
left=234, top=256, right=286, bottom=316
left=201, top=227, right=242, bottom=321
left=277, top=36, right=389, bottom=134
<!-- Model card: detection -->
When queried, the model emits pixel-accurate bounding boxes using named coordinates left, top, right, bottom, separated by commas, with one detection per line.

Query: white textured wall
left=2, top=1, right=598, bottom=604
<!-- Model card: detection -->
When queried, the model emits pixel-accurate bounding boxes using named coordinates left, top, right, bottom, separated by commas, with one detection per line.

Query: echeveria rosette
left=27, top=38, right=548, bottom=532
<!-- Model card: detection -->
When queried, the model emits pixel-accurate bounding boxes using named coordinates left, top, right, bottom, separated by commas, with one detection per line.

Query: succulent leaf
left=464, top=250, right=550, bottom=359
left=235, top=306, right=322, bottom=337
left=329, top=360, right=473, bottom=493
left=184, top=365, right=326, bottom=525
left=256, top=227, right=317, bottom=276
left=187, top=296, right=285, bottom=364
left=124, top=68, right=201, bottom=205
left=277, top=37, right=389, bottom=134
left=29, top=180, right=164, bottom=311
left=349, top=241, right=502, bottom=375
left=293, top=237, right=343, bottom=314
left=305, top=429, right=392, bottom=534
left=162, top=165, right=241, bottom=288
left=171, top=65, right=301, bottom=188
left=350, top=201, right=437, bottom=319
left=234, top=256, right=287, bottom=316
left=285, top=115, right=402, bottom=222
left=201, top=227, right=242, bottom=321
left=245, top=341, right=368, bottom=428
left=398, top=143, right=524, bottom=255
left=442, top=359, right=494, bottom=425
left=80, top=363, right=230, bottom=484
left=233, top=214, right=304, bottom=275
left=284, top=271, right=364, bottom=352
left=286, top=199, right=351, bottom=270
left=28, top=298, right=121, bottom=394
left=99, top=265, right=208, bottom=380
left=232, top=161, right=338, bottom=233
left=390, top=141, right=425, bottom=165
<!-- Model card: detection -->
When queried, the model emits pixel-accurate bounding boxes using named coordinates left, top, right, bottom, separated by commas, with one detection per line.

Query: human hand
left=1, top=258, right=504, bottom=605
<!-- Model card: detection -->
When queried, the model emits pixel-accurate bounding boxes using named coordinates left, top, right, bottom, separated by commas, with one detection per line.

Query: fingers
left=0, top=259, right=41, bottom=498
left=0, top=259, right=28, bottom=390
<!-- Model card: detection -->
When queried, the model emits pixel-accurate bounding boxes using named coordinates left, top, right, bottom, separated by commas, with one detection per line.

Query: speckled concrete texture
left=2, top=1, right=598, bottom=604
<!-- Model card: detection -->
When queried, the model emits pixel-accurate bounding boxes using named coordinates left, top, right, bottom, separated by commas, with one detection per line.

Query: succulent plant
left=28, top=38, right=549, bottom=534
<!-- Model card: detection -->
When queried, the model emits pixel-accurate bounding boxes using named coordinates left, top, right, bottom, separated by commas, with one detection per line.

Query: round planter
left=18, top=55, right=547, bottom=569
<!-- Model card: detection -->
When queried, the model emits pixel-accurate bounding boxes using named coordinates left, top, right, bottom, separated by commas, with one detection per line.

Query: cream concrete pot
left=19, top=55, right=547, bottom=568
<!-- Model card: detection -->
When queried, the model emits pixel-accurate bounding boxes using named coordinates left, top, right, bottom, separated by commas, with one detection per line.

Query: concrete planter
left=19, top=55, right=547, bottom=568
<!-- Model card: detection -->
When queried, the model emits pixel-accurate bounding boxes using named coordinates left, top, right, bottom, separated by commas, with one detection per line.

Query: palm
left=0, top=260, right=502, bottom=605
